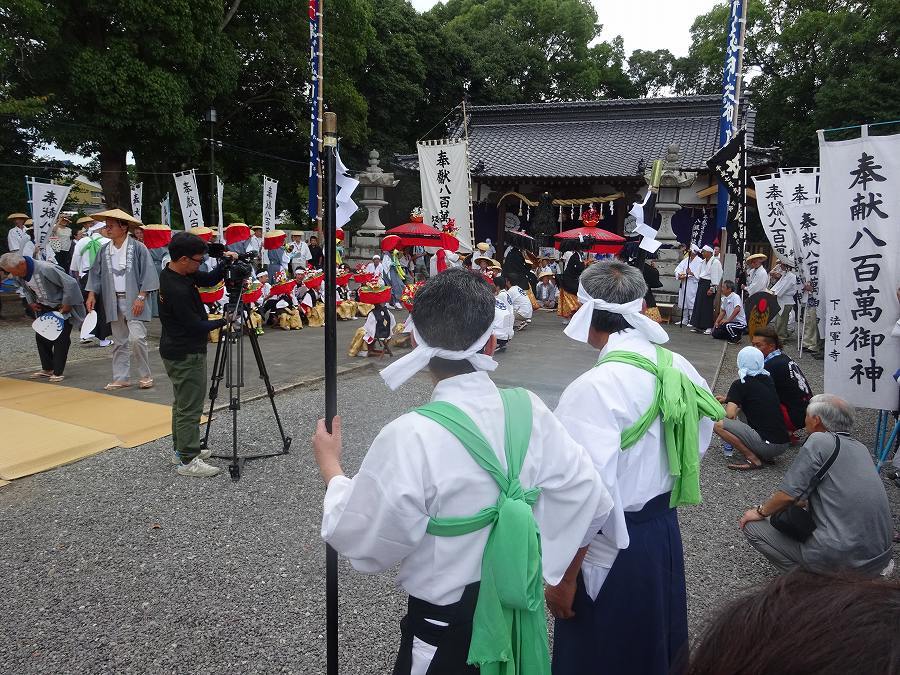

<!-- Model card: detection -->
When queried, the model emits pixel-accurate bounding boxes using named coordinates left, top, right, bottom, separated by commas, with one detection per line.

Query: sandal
left=139, top=378, right=154, bottom=389
left=49, top=375, right=65, bottom=383
left=29, top=371, right=52, bottom=379
left=104, top=382, right=131, bottom=391
left=727, top=461, right=764, bottom=471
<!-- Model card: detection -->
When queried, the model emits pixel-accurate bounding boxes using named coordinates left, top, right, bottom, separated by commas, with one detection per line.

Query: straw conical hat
left=92, top=208, right=142, bottom=226
left=7, top=213, right=28, bottom=220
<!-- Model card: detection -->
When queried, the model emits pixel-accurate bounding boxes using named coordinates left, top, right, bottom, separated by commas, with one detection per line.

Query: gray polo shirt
left=780, top=431, right=893, bottom=573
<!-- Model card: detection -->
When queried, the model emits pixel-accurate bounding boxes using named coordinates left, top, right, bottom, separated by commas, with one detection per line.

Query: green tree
left=627, top=49, right=676, bottom=97
left=2, top=0, right=239, bottom=210
left=674, top=0, right=900, bottom=165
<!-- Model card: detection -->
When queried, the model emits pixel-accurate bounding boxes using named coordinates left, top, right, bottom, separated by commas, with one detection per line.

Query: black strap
left=797, top=433, right=841, bottom=500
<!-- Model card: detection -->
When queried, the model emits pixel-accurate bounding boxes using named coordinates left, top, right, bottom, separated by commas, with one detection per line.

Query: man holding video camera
left=159, top=232, right=237, bottom=478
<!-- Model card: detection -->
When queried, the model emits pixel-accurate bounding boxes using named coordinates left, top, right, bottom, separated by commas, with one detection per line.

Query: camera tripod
left=200, top=292, right=291, bottom=480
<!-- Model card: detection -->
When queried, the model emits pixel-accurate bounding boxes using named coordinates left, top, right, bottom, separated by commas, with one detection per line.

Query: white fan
left=32, top=312, right=66, bottom=341
left=79, top=310, right=98, bottom=340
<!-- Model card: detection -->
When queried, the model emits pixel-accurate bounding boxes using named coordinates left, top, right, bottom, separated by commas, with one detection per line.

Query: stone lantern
left=352, top=150, right=399, bottom=254
left=643, top=143, right=697, bottom=297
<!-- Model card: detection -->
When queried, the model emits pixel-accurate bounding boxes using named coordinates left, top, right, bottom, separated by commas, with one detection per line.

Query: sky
left=408, top=0, right=723, bottom=57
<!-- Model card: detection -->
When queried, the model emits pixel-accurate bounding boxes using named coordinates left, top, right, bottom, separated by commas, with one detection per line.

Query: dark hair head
left=754, top=324, right=782, bottom=349
left=722, top=280, right=735, bottom=292
left=686, top=570, right=900, bottom=675
left=506, top=273, right=524, bottom=289
left=492, top=275, right=506, bottom=288
left=168, top=231, right=208, bottom=261
left=412, top=268, right=495, bottom=377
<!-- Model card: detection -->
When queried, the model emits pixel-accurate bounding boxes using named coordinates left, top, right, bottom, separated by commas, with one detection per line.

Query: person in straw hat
left=743, top=252, right=769, bottom=297
left=535, top=269, right=559, bottom=309
left=314, top=267, right=611, bottom=674
left=85, top=208, right=159, bottom=390
left=6, top=212, right=30, bottom=254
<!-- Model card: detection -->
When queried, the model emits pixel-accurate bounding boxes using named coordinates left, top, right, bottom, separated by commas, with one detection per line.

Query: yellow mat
left=0, top=377, right=173, bottom=449
left=0, top=409, right=120, bottom=480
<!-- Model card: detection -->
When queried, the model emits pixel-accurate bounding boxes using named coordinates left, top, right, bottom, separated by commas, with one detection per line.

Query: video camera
left=208, top=242, right=256, bottom=306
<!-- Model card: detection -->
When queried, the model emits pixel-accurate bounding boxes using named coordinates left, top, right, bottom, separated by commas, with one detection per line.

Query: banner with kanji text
left=173, top=170, right=204, bottom=229
left=417, top=140, right=473, bottom=251
left=818, top=128, right=899, bottom=410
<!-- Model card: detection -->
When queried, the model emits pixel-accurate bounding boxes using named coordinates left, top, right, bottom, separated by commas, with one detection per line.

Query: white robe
left=554, top=330, right=714, bottom=600
left=7, top=226, right=28, bottom=254
left=674, top=255, right=702, bottom=313
left=771, top=271, right=799, bottom=310
left=362, top=308, right=396, bottom=342
left=322, top=371, right=612, bottom=607
left=745, top=266, right=769, bottom=296
left=697, top=256, right=723, bottom=285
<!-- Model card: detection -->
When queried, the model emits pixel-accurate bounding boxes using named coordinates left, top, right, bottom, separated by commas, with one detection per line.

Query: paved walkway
left=4, top=310, right=722, bottom=409
left=4, top=314, right=384, bottom=406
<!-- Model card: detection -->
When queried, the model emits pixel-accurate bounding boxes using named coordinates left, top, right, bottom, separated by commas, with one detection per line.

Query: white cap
left=701, top=245, right=714, bottom=254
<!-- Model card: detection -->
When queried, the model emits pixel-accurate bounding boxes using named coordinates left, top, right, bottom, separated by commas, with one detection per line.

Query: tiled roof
left=395, top=96, right=776, bottom=178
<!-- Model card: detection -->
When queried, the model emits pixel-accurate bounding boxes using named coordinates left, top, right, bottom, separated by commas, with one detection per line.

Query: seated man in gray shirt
left=739, top=394, right=893, bottom=577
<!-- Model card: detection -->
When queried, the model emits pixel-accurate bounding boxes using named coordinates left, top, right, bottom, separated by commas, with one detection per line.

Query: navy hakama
left=552, top=492, right=688, bottom=675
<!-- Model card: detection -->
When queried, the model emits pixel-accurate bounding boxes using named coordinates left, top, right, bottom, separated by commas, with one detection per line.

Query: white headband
left=380, top=322, right=497, bottom=391
left=564, top=283, right=669, bottom=345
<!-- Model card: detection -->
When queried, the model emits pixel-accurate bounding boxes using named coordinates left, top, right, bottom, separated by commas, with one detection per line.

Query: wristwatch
left=137, top=294, right=146, bottom=301
left=755, top=504, right=768, bottom=518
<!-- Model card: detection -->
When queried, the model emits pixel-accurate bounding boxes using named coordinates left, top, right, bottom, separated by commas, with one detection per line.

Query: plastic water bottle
left=723, top=442, right=734, bottom=458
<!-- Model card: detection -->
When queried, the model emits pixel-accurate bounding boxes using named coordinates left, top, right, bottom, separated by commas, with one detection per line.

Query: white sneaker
left=703, top=328, right=712, bottom=335
left=98, top=339, right=113, bottom=347
left=171, top=448, right=212, bottom=465
left=356, top=351, right=368, bottom=358
left=175, top=457, right=220, bottom=477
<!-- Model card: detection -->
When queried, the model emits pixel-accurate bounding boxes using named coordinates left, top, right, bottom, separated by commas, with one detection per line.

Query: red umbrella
left=386, top=222, right=460, bottom=252
left=554, top=226, right=625, bottom=254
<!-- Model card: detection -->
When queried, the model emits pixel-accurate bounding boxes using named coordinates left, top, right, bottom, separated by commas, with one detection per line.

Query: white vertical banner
left=161, top=193, right=171, bottom=227
left=130, top=182, right=143, bottom=221
left=751, top=170, right=817, bottom=263
left=262, top=176, right=278, bottom=232
left=818, top=128, right=900, bottom=410
left=783, top=202, right=824, bottom=333
left=216, top=177, right=225, bottom=241
left=29, top=181, right=72, bottom=250
left=173, top=170, right=204, bottom=229
left=417, top=140, right=473, bottom=251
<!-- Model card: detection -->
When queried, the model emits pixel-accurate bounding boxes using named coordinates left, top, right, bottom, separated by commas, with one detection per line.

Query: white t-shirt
left=111, top=240, right=128, bottom=293
left=720, top=292, right=746, bottom=326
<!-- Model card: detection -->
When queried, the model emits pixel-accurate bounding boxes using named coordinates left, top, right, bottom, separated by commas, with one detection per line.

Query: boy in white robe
left=313, top=268, right=612, bottom=675
left=550, top=259, right=723, bottom=675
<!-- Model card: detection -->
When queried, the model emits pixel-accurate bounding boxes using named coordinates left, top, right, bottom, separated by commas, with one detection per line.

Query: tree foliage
left=1, top=0, right=897, bottom=223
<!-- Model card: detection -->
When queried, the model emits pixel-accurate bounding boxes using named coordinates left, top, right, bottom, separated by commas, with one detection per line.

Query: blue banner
left=716, top=0, right=744, bottom=233
left=308, top=0, right=321, bottom=224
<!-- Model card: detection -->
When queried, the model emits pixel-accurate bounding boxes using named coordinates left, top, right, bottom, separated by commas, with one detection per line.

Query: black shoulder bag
left=769, top=434, right=841, bottom=542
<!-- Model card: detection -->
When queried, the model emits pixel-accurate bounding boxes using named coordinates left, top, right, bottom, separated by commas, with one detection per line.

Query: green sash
left=85, top=236, right=104, bottom=268
left=415, top=387, right=550, bottom=675
left=596, top=346, right=724, bottom=507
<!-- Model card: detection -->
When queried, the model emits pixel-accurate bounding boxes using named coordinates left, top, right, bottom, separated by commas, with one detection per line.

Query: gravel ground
left=1, top=338, right=897, bottom=673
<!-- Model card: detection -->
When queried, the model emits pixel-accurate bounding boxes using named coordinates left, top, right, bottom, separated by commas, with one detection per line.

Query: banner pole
left=322, top=111, right=339, bottom=675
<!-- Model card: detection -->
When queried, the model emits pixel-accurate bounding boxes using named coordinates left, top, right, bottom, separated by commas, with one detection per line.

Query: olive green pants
left=163, top=353, right=208, bottom=463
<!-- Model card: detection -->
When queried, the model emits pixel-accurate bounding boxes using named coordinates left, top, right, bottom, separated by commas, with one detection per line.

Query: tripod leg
left=201, top=321, right=230, bottom=449
left=245, top=317, right=292, bottom=453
